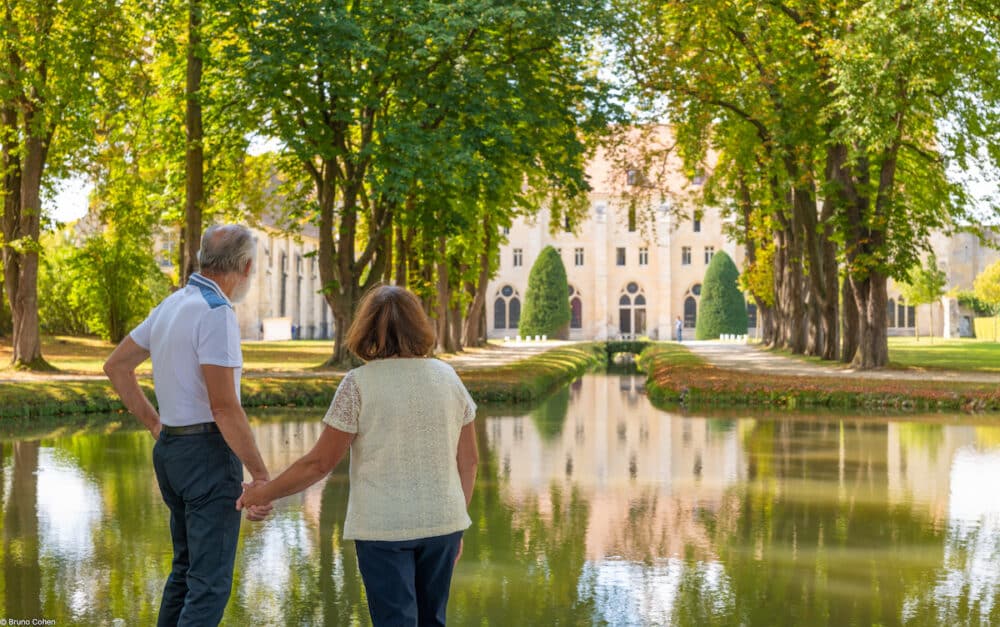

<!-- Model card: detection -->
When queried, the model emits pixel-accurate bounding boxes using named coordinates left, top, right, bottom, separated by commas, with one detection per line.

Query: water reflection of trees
left=450, top=423, right=596, bottom=625
left=3, top=441, right=42, bottom=619
left=673, top=419, right=949, bottom=627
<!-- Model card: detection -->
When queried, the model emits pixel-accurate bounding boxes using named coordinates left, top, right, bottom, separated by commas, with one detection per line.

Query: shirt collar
left=188, top=273, right=233, bottom=307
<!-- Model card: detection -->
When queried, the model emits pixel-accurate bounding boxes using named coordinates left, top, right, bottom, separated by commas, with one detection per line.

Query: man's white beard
left=230, top=274, right=252, bottom=304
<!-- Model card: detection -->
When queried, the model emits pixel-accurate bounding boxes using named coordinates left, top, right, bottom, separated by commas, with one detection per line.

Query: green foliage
left=519, top=246, right=571, bottom=338
left=39, top=232, right=91, bottom=337
left=39, top=229, right=171, bottom=342
left=899, top=255, right=947, bottom=308
left=973, top=260, right=1000, bottom=316
left=898, top=254, right=948, bottom=339
left=955, top=290, right=994, bottom=317
left=530, top=386, right=570, bottom=440
left=695, top=251, right=747, bottom=340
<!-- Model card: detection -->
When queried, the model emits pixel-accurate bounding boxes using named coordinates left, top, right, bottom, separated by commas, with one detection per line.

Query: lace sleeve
left=460, top=383, right=477, bottom=425
left=323, top=370, right=361, bottom=433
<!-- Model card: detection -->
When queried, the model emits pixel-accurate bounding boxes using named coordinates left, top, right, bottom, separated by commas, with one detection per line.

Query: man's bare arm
left=104, top=337, right=160, bottom=439
left=202, top=364, right=269, bottom=481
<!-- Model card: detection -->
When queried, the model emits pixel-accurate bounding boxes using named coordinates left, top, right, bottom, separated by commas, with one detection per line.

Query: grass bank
left=0, top=343, right=605, bottom=432
left=887, top=337, right=1000, bottom=372
left=0, top=335, right=340, bottom=374
left=639, top=343, right=1000, bottom=411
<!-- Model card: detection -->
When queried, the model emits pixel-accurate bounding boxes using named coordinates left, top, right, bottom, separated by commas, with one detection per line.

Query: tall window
left=747, top=303, right=758, bottom=328
left=618, top=282, right=646, bottom=336
left=574, top=248, right=584, bottom=266
left=681, top=247, right=692, bottom=265
left=684, top=283, right=700, bottom=328
left=638, top=247, right=649, bottom=266
left=704, top=246, right=715, bottom=264
left=616, top=247, right=626, bottom=266
left=279, top=252, right=288, bottom=316
left=684, top=296, right=697, bottom=328
left=693, top=212, right=701, bottom=232
left=494, top=285, right=521, bottom=329
left=513, top=248, right=523, bottom=267
left=569, top=285, right=583, bottom=329
left=891, top=297, right=916, bottom=329
left=502, top=226, right=510, bottom=236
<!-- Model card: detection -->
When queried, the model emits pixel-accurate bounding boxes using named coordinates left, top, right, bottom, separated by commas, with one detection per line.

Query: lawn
left=0, top=335, right=338, bottom=374
left=888, top=337, right=1000, bottom=372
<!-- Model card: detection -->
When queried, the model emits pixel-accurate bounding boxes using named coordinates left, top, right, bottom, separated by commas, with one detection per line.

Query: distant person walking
left=104, top=225, right=272, bottom=626
left=239, top=285, right=479, bottom=627
left=675, top=316, right=683, bottom=342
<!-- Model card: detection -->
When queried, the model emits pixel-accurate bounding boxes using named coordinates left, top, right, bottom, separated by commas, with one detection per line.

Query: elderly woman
left=238, top=285, right=478, bottom=627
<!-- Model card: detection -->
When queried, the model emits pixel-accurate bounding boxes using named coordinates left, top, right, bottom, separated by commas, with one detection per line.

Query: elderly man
left=104, top=224, right=272, bottom=626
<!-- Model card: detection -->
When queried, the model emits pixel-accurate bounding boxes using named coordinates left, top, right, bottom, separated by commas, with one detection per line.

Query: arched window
left=568, top=285, right=583, bottom=329
left=684, top=296, right=697, bottom=328
left=494, top=297, right=507, bottom=329
left=493, top=285, right=521, bottom=330
left=888, top=298, right=896, bottom=327
left=747, top=303, right=758, bottom=328
left=618, top=283, right=646, bottom=336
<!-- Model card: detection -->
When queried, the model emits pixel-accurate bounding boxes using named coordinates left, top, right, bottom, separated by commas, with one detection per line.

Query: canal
left=2, top=373, right=999, bottom=625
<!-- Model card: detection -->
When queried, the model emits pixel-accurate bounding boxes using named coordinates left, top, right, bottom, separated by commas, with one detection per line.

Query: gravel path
left=682, top=340, right=1000, bottom=383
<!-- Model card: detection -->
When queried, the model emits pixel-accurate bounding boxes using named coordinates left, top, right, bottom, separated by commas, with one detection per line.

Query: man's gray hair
left=198, top=225, right=256, bottom=275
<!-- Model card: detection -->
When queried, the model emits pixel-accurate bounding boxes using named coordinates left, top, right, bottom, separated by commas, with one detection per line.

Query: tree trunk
left=181, top=0, right=204, bottom=284
left=463, top=218, right=493, bottom=347
left=435, top=236, right=456, bottom=353
left=841, top=274, right=859, bottom=363
left=758, top=301, right=775, bottom=345
left=449, top=302, right=463, bottom=352
left=394, top=222, right=407, bottom=286
left=850, top=272, right=889, bottom=369
left=770, top=228, right=786, bottom=348
left=820, top=236, right=839, bottom=360
left=3, top=135, right=48, bottom=369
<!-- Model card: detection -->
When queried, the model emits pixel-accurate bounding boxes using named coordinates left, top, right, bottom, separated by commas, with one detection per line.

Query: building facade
left=155, top=219, right=334, bottom=341
left=488, top=144, right=745, bottom=341
left=488, top=138, right=998, bottom=341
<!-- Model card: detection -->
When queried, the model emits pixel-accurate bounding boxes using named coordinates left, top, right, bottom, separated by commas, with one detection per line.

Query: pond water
left=2, top=373, right=1000, bottom=626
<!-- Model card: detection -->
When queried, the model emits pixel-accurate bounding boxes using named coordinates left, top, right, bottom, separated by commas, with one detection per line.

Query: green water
left=2, top=373, right=1000, bottom=626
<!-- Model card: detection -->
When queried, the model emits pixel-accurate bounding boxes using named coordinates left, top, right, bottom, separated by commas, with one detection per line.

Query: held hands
left=236, top=479, right=274, bottom=521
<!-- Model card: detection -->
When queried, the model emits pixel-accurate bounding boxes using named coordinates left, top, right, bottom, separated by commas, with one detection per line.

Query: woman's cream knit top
left=322, top=358, right=476, bottom=541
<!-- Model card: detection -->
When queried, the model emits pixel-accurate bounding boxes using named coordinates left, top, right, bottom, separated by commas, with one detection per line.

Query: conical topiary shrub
left=519, top=245, right=571, bottom=339
left=695, top=250, right=748, bottom=339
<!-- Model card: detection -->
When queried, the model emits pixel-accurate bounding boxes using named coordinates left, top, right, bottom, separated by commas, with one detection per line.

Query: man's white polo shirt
left=130, top=273, right=242, bottom=427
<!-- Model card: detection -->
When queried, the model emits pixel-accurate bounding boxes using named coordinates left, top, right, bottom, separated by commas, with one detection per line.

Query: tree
left=973, top=260, right=1000, bottom=342
left=897, top=254, right=947, bottom=341
left=612, top=0, right=1000, bottom=368
left=236, top=0, right=608, bottom=365
left=1, top=0, right=130, bottom=368
left=519, top=246, right=571, bottom=339
left=695, top=251, right=747, bottom=340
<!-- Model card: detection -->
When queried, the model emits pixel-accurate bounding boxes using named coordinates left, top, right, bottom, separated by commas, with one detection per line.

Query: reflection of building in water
left=886, top=423, right=977, bottom=527
left=486, top=374, right=746, bottom=561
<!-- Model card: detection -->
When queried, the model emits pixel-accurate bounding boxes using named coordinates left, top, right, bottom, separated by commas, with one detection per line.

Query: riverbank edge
left=0, top=343, right=606, bottom=426
left=638, top=343, right=1000, bottom=411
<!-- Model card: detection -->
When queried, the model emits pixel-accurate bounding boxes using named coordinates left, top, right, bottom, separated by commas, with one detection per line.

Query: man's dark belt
left=161, top=422, right=220, bottom=436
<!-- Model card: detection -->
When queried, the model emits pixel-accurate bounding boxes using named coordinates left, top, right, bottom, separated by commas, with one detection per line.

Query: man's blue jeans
left=152, top=431, right=243, bottom=626
left=355, top=530, right=464, bottom=627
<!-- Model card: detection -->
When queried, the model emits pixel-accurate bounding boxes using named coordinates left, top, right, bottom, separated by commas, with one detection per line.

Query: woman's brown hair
left=344, top=285, right=436, bottom=361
